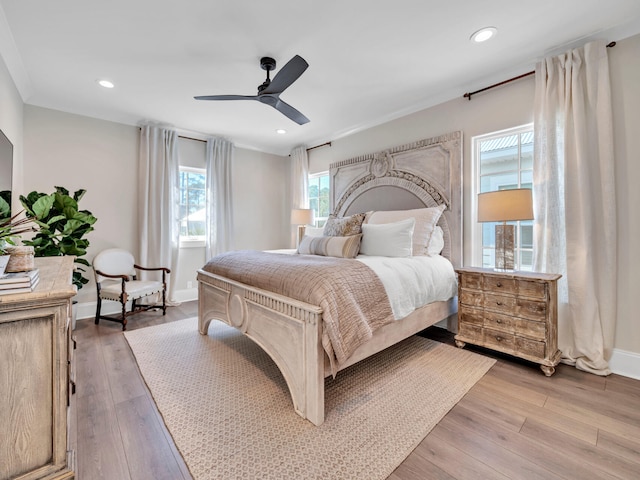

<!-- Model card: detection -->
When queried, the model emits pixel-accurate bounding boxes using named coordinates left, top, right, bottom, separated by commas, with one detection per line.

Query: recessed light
left=470, top=27, right=497, bottom=43
left=276, top=129, right=287, bottom=134
left=97, top=79, right=115, bottom=89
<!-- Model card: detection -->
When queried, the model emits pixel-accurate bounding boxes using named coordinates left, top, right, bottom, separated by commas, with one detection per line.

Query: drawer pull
left=496, top=282, right=502, bottom=287
left=496, top=301, right=503, bottom=306
left=495, top=335, right=503, bottom=342
left=496, top=319, right=502, bottom=324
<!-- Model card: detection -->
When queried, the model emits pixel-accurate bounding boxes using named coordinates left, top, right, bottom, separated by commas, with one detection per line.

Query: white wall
left=309, top=33, right=640, bottom=370
left=0, top=48, right=23, bottom=208
left=21, top=106, right=291, bottom=313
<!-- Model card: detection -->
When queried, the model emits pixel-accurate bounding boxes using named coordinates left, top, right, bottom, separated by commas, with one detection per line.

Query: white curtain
left=205, top=137, right=234, bottom=259
left=291, top=145, right=309, bottom=246
left=532, top=40, right=616, bottom=375
left=138, top=124, right=180, bottom=303
left=291, top=145, right=309, bottom=209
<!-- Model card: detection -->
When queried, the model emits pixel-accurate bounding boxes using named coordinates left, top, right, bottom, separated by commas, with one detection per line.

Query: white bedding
left=356, top=254, right=458, bottom=320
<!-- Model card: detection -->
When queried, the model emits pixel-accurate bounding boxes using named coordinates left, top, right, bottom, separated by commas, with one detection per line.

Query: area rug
left=124, top=318, right=495, bottom=480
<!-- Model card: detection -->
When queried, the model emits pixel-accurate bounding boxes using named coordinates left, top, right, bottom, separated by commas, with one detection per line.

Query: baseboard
left=609, top=348, right=640, bottom=380
left=75, top=288, right=198, bottom=321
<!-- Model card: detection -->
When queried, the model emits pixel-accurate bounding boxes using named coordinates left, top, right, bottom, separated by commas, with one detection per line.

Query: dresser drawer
left=459, top=306, right=483, bottom=326
left=484, top=276, right=517, bottom=295
left=518, top=279, right=548, bottom=300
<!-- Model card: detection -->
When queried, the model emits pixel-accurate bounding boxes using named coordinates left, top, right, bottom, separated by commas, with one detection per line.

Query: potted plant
left=20, top=186, right=97, bottom=289
left=0, top=211, right=37, bottom=275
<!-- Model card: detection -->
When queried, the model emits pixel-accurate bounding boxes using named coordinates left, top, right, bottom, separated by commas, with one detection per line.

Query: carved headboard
left=330, top=131, right=463, bottom=267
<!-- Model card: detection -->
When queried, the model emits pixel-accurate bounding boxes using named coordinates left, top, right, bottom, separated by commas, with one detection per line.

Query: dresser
left=455, top=266, right=562, bottom=376
left=0, top=257, right=76, bottom=480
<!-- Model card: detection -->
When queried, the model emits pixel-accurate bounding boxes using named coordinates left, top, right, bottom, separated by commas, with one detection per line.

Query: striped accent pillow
left=297, top=234, right=362, bottom=259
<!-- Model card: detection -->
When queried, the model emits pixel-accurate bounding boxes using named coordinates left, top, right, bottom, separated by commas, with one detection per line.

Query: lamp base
left=297, top=225, right=307, bottom=247
left=495, top=223, right=515, bottom=271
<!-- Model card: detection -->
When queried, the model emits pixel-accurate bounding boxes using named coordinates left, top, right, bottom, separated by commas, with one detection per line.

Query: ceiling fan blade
left=273, top=99, right=310, bottom=125
left=261, top=55, right=309, bottom=95
left=194, top=95, right=258, bottom=101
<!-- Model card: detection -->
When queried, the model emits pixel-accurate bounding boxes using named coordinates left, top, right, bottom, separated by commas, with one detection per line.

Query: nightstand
left=454, top=267, right=562, bottom=376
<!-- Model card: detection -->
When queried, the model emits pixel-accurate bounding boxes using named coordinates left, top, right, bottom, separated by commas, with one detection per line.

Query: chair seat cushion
left=99, top=280, right=164, bottom=302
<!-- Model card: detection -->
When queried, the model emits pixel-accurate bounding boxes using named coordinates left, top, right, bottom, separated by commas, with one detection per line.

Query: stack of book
left=0, top=269, right=40, bottom=295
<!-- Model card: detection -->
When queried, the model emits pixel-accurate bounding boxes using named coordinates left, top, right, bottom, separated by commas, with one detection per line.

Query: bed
left=197, top=131, right=463, bottom=425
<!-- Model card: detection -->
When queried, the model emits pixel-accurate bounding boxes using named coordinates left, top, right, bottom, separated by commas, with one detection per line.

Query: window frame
left=471, top=124, right=534, bottom=269
left=308, top=170, right=330, bottom=228
left=178, top=165, right=206, bottom=248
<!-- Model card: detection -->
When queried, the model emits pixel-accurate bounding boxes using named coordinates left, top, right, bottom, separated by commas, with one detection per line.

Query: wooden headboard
left=329, top=131, right=463, bottom=267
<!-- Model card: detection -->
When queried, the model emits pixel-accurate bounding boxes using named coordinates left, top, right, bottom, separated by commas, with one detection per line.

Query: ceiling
left=1, top=1, right=639, bottom=156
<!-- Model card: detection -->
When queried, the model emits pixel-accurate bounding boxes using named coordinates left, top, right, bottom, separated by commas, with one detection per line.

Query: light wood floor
left=72, top=301, right=640, bottom=479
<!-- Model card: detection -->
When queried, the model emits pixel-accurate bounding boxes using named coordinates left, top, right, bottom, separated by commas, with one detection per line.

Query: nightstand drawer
left=459, top=273, right=482, bottom=290
left=517, top=298, right=547, bottom=321
left=483, top=292, right=517, bottom=313
left=515, top=336, right=546, bottom=359
left=459, top=289, right=483, bottom=308
left=459, top=306, right=483, bottom=325
left=484, top=311, right=515, bottom=333
left=518, top=279, right=547, bottom=300
left=458, top=322, right=483, bottom=342
left=483, top=328, right=515, bottom=352
left=484, top=276, right=517, bottom=294
left=513, top=318, right=546, bottom=340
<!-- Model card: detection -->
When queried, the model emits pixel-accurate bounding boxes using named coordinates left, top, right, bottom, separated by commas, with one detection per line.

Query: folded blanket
left=202, top=250, right=394, bottom=374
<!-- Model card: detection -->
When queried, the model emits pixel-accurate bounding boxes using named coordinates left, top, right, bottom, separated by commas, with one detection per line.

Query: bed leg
left=301, top=314, right=325, bottom=426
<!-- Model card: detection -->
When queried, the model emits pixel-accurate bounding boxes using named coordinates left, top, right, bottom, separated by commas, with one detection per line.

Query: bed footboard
left=197, top=269, right=327, bottom=425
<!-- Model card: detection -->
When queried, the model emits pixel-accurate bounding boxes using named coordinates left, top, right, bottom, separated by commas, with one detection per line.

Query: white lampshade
left=477, top=189, right=533, bottom=222
left=291, top=208, right=315, bottom=226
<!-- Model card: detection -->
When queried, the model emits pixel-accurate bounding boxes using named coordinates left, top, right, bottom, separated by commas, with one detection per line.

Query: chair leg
left=95, top=297, right=101, bottom=325
left=121, top=300, right=127, bottom=331
left=162, top=287, right=167, bottom=315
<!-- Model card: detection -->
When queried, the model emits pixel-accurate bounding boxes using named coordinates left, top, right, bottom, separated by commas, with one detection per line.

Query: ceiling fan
left=195, top=55, right=310, bottom=125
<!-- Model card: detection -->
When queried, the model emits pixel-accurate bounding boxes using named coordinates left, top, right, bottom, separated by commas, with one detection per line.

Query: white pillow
left=364, top=205, right=446, bottom=256
left=426, top=226, right=445, bottom=256
left=303, top=226, right=325, bottom=237
left=360, top=218, right=415, bottom=257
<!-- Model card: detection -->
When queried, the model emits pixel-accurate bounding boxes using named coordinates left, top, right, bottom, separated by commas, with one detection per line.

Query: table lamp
left=291, top=208, right=315, bottom=246
left=477, top=188, right=533, bottom=271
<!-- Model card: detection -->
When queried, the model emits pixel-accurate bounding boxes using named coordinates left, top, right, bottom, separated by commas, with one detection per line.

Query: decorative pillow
left=303, top=226, right=325, bottom=237
left=426, top=226, right=445, bottom=256
left=359, top=218, right=415, bottom=257
left=297, top=234, right=362, bottom=259
left=364, top=205, right=446, bottom=256
left=323, top=213, right=366, bottom=237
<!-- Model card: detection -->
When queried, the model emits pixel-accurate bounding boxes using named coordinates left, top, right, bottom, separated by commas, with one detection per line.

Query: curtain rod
left=178, top=135, right=332, bottom=153
left=463, top=41, right=616, bottom=100
left=178, top=134, right=206, bottom=143
left=307, top=141, right=331, bottom=152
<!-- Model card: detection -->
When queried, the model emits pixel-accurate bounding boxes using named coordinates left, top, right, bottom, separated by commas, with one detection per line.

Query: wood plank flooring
left=72, top=301, right=640, bottom=479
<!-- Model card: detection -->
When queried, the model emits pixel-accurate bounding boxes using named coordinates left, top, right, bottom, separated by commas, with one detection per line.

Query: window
left=474, top=125, right=533, bottom=270
left=179, top=167, right=206, bottom=243
left=308, top=172, right=330, bottom=227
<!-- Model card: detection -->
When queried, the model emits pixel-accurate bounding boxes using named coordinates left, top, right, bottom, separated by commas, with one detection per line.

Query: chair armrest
left=95, top=270, right=131, bottom=281
left=134, top=265, right=171, bottom=274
